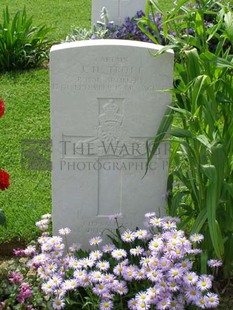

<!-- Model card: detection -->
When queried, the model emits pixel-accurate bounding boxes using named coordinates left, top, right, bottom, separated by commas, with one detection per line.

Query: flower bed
left=0, top=213, right=221, bottom=309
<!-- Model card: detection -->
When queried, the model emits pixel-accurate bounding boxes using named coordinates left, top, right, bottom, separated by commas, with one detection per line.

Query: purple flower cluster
left=13, top=244, right=37, bottom=258
left=8, top=271, right=24, bottom=284
left=26, top=213, right=220, bottom=309
left=17, top=283, right=32, bottom=304
left=105, top=11, right=165, bottom=44
left=7, top=271, right=33, bottom=305
left=2, top=252, right=44, bottom=309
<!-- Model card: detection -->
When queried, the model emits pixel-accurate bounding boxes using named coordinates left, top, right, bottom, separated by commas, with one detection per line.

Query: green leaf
left=223, top=183, right=233, bottom=199
left=201, top=51, right=233, bottom=68
left=170, top=127, right=193, bottom=138
left=211, top=143, right=226, bottom=199
left=224, top=11, right=233, bottom=42
left=179, top=214, right=194, bottom=230
left=169, top=106, right=192, bottom=116
left=0, top=209, right=6, bottom=227
left=200, top=251, right=208, bottom=274
left=202, top=164, right=216, bottom=180
left=202, top=164, right=224, bottom=258
left=191, top=75, right=210, bottom=108
left=184, top=48, right=200, bottom=80
left=215, top=57, right=233, bottom=69
left=169, top=191, right=188, bottom=216
left=148, top=0, right=164, bottom=14
left=168, top=0, right=190, bottom=16
left=145, top=107, right=173, bottom=174
left=190, top=208, right=207, bottom=234
left=196, top=135, right=212, bottom=149
left=195, top=12, right=204, bottom=37
left=138, top=18, right=160, bottom=44
left=224, top=235, right=233, bottom=275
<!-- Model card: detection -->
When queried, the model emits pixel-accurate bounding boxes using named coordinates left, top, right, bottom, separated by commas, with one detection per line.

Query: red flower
left=0, top=99, right=4, bottom=118
left=0, top=169, right=10, bottom=190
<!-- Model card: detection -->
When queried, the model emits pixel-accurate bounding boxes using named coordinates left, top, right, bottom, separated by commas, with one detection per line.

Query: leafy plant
left=66, top=8, right=162, bottom=43
left=141, top=0, right=233, bottom=278
left=107, top=10, right=160, bottom=42
left=0, top=253, right=50, bottom=309
left=0, top=215, right=52, bottom=309
left=66, top=7, right=112, bottom=41
left=0, top=6, right=51, bottom=71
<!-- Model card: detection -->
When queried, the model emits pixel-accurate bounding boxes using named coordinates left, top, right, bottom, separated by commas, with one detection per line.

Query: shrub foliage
left=0, top=7, right=51, bottom=71
left=142, top=0, right=233, bottom=278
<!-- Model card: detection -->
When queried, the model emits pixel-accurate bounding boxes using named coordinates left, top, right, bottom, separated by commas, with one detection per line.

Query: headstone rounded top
left=50, top=39, right=174, bottom=56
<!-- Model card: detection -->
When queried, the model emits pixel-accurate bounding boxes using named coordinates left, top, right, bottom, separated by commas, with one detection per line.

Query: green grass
left=0, top=70, right=51, bottom=242
left=0, top=0, right=91, bottom=42
left=0, top=0, right=91, bottom=242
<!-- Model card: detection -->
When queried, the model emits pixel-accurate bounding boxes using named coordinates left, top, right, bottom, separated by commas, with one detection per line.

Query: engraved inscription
left=85, top=220, right=132, bottom=234
left=81, top=65, right=141, bottom=75
left=51, top=56, right=159, bottom=92
left=94, top=56, right=128, bottom=63
left=52, top=82, right=137, bottom=92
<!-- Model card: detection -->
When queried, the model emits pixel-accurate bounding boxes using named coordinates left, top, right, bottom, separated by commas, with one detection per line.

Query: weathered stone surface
left=50, top=40, right=173, bottom=248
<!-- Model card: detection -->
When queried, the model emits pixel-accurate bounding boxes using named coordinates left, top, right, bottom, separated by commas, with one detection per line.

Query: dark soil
left=0, top=240, right=27, bottom=257
left=214, top=279, right=233, bottom=309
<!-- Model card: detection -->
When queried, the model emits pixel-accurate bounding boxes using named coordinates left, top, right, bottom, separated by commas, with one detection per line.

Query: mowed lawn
left=0, top=0, right=92, bottom=41
left=0, top=0, right=176, bottom=243
left=0, top=0, right=91, bottom=243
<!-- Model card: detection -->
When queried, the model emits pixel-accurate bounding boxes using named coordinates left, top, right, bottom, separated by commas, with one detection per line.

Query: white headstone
left=92, top=0, right=145, bottom=25
left=50, top=40, right=173, bottom=249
